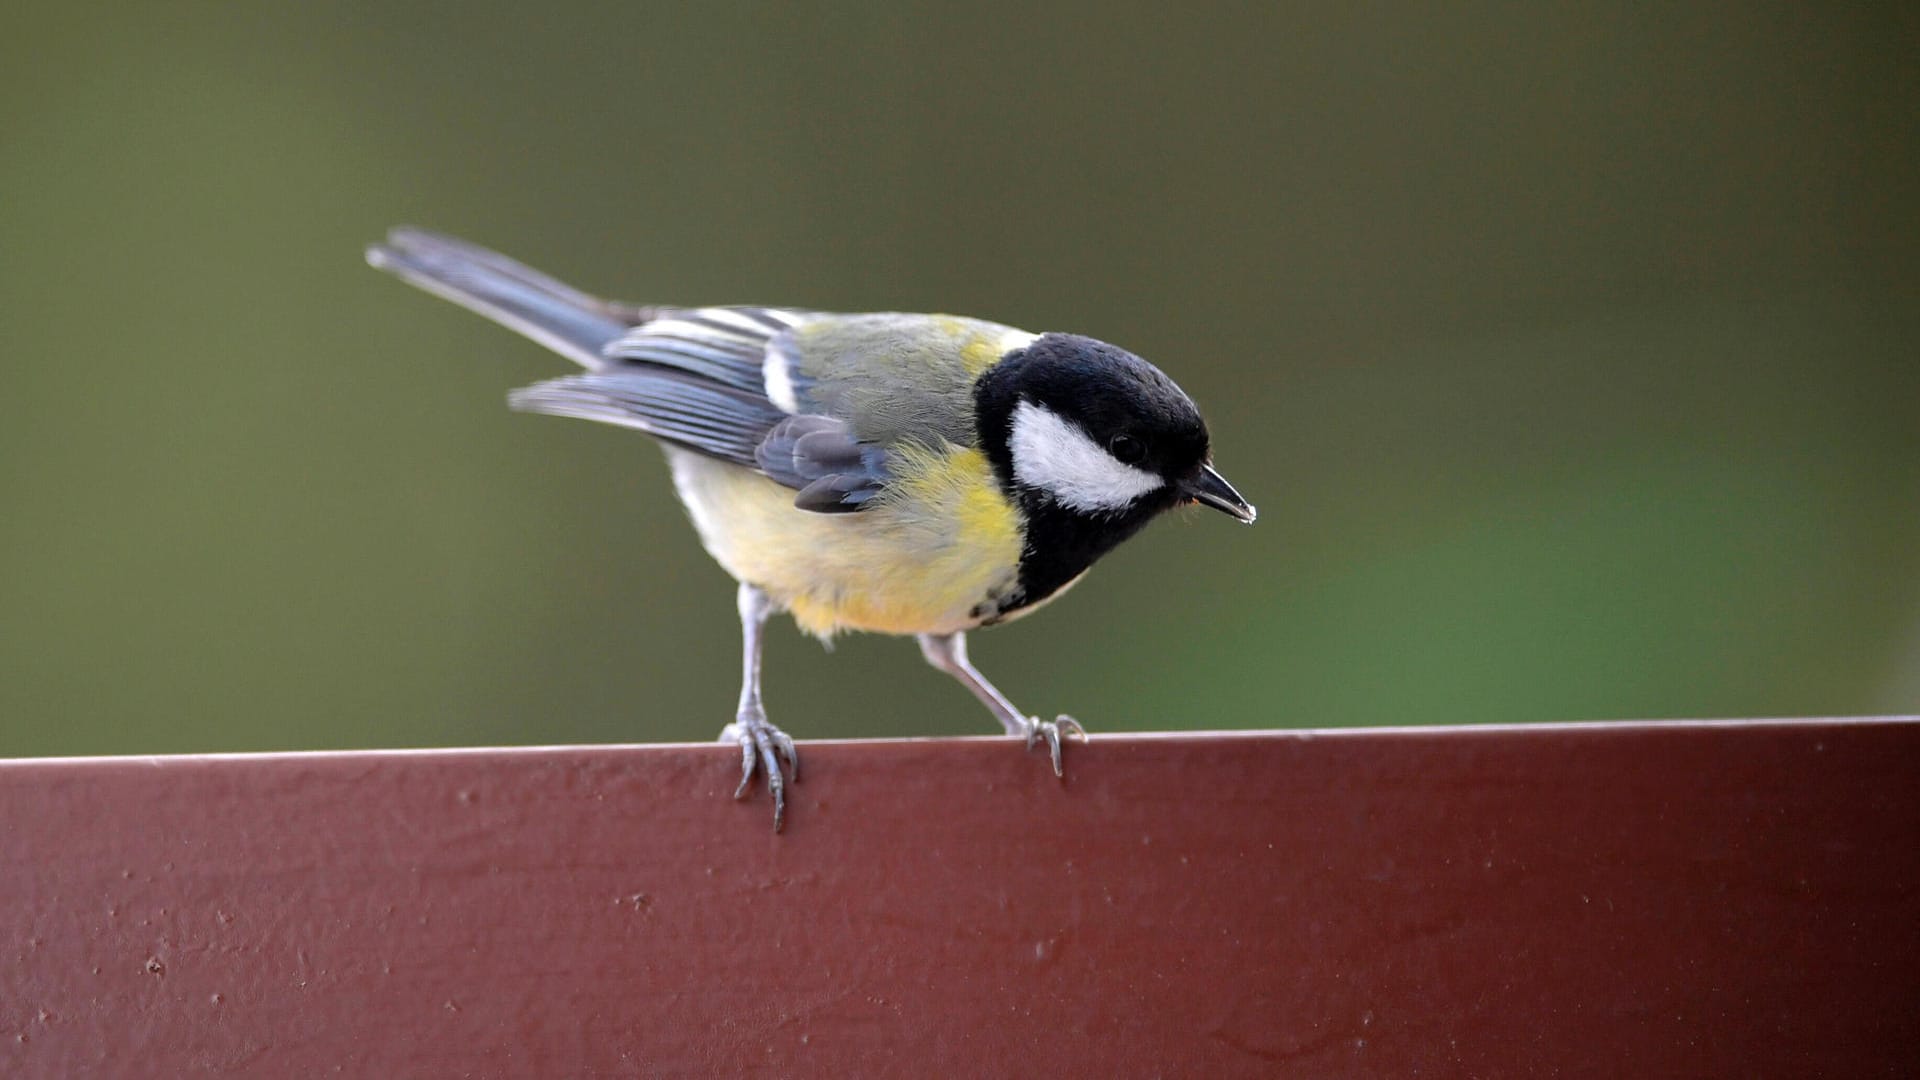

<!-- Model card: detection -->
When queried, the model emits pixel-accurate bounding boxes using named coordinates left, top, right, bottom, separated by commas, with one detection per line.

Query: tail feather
left=366, top=227, right=668, bottom=368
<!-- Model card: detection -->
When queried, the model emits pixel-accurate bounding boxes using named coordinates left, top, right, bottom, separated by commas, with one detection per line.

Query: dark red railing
left=4, top=719, right=1916, bottom=1076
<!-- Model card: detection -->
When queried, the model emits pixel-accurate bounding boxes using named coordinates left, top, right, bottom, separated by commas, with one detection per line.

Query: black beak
left=1181, top=464, right=1257, bottom=524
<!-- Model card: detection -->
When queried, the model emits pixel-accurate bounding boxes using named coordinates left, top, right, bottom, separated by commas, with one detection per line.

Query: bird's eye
left=1108, top=433, right=1146, bottom=464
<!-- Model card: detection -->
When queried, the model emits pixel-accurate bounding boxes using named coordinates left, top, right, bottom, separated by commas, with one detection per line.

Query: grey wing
left=515, top=306, right=893, bottom=511
left=508, top=369, right=786, bottom=468
left=368, top=231, right=893, bottom=507
left=753, top=414, right=892, bottom=512
left=602, top=306, right=810, bottom=391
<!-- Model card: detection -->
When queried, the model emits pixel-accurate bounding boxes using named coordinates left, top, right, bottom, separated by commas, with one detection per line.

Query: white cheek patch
left=1009, top=401, right=1164, bottom=513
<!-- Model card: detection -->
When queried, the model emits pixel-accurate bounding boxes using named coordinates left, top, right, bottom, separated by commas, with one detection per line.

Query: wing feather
left=509, top=370, right=785, bottom=468
left=753, top=414, right=892, bottom=513
left=513, top=308, right=1030, bottom=517
left=603, top=306, right=813, bottom=397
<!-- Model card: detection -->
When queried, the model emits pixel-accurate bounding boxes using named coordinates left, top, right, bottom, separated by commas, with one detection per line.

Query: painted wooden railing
left=4, top=718, right=1916, bottom=1076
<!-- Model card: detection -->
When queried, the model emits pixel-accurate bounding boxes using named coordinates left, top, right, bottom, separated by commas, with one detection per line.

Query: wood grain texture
left=3, top=720, right=1917, bottom=1077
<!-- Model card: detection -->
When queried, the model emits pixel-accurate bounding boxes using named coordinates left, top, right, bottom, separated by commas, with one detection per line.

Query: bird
left=366, top=228, right=1255, bottom=830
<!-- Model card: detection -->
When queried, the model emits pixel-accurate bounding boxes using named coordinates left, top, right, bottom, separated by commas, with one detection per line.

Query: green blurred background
left=3, top=4, right=1915, bottom=756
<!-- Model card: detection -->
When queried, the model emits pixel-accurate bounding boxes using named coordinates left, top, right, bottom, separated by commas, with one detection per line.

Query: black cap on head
left=974, top=332, right=1212, bottom=494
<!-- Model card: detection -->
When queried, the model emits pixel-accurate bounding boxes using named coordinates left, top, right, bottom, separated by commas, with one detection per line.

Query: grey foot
left=1019, top=715, right=1088, bottom=778
left=719, top=712, right=799, bottom=831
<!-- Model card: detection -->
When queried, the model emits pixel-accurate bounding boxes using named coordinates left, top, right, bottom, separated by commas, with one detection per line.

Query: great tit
left=367, top=228, right=1255, bottom=830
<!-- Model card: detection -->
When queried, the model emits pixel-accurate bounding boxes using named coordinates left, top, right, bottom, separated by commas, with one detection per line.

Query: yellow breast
left=666, top=443, right=1024, bottom=638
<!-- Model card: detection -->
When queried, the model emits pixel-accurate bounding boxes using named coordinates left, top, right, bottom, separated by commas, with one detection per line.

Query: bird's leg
left=717, top=583, right=799, bottom=830
left=917, top=632, right=1086, bottom=777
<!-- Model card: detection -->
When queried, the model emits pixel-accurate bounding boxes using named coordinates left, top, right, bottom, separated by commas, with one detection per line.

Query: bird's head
left=974, top=333, right=1255, bottom=531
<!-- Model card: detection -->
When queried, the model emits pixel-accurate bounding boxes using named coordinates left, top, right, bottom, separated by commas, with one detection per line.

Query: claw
left=732, top=736, right=756, bottom=800
left=1019, top=715, right=1088, bottom=779
left=773, top=729, right=799, bottom=784
left=721, top=713, right=800, bottom=831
